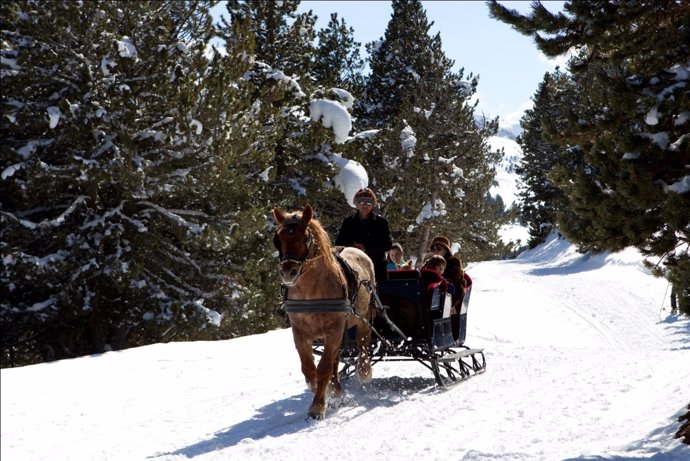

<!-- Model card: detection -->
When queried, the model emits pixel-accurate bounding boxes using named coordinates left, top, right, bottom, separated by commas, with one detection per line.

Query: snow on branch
left=246, top=61, right=306, bottom=99
left=400, top=122, right=417, bottom=157
left=138, top=201, right=205, bottom=234
left=663, top=175, right=690, bottom=194
left=193, top=299, right=223, bottom=327
left=80, top=201, right=147, bottom=233
left=415, top=200, right=448, bottom=225
left=2, top=161, right=26, bottom=179
left=2, top=196, right=87, bottom=230
left=309, top=99, right=352, bottom=144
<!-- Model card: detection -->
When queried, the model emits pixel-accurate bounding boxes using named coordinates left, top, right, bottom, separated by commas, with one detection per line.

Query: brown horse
left=272, top=204, right=375, bottom=419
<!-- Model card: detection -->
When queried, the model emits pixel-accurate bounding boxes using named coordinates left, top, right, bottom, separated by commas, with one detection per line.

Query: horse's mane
left=307, top=218, right=342, bottom=276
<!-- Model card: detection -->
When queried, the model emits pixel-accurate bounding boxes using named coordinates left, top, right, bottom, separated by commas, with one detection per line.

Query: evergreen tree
left=217, top=0, right=320, bottom=205
left=218, top=0, right=315, bottom=78
left=313, top=13, right=365, bottom=94
left=489, top=0, right=690, bottom=313
left=516, top=70, right=569, bottom=248
left=359, top=0, right=504, bottom=263
left=0, top=0, right=268, bottom=366
left=215, top=0, right=374, bottom=329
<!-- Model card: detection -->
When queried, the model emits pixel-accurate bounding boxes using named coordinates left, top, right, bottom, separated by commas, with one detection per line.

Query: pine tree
left=358, top=0, right=504, bottom=263
left=218, top=0, right=315, bottom=78
left=0, top=0, right=266, bottom=365
left=489, top=0, right=690, bottom=313
left=215, top=0, right=374, bottom=331
left=313, top=13, right=365, bottom=94
left=217, top=0, right=320, bottom=204
left=516, top=70, right=570, bottom=248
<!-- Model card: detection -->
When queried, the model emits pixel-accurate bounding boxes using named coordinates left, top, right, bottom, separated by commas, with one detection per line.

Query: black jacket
left=335, top=211, right=392, bottom=280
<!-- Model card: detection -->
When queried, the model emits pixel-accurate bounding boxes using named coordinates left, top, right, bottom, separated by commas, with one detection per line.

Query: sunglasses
left=357, top=199, right=373, bottom=206
left=430, top=244, right=444, bottom=251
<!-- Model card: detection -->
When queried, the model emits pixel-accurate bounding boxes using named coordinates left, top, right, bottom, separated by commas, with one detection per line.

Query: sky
left=2, top=232, right=689, bottom=461
left=211, top=1, right=568, bottom=132
left=300, top=1, right=568, bottom=130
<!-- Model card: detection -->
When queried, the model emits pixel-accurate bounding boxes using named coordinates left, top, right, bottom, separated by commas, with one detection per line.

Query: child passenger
left=422, top=254, right=446, bottom=274
left=387, top=242, right=407, bottom=270
left=422, top=255, right=455, bottom=295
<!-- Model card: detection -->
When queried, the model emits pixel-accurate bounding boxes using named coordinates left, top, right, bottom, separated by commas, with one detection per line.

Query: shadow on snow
left=658, top=314, right=690, bottom=351
left=150, top=375, right=437, bottom=459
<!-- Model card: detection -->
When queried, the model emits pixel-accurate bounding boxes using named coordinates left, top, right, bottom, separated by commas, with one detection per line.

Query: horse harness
left=277, top=248, right=363, bottom=314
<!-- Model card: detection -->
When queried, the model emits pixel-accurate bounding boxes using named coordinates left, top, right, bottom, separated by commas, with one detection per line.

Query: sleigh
left=275, top=204, right=483, bottom=418
left=324, top=268, right=486, bottom=388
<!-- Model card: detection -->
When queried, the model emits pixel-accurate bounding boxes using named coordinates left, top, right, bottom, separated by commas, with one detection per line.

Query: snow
left=47, top=106, right=61, bottom=129
left=400, top=123, right=417, bottom=154
left=499, top=221, right=530, bottom=248
left=309, top=99, right=352, bottom=143
left=16, top=139, right=53, bottom=160
left=488, top=135, right=531, bottom=247
left=116, top=36, right=138, bottom=59
left=2, top=233, right=688, bottom=461
left=675, top=112, right=690, bottom=126
left=1, top=162, right=25, bottom=179
left=665, top=175, right=690, bottom=194
left=190, top=119, right=203, bottom=135
left=329, top=87, right=354, bottom=109
left=415, top=199, right=447, bottom=224
left=645, top=107, right=659, bottom=125
left=623, top=152, right=640, bottom=160
left=330, top=152, right=368, bottom=207
left=641, top=131, right=670, bottom=150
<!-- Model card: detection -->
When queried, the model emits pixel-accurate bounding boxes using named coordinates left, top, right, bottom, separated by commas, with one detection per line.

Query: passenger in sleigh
left=420, top=255, right=455, bottom=319
left=386, top=242, right=414, bottom=271
left=422, top=254, right=446, bottom=278
left=421, top=254, right=456, bottom=295
left=428, top=236, right=466, bottom=308
left=428, top=236, right=472, bottom=340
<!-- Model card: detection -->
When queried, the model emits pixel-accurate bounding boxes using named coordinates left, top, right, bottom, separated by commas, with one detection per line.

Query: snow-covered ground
left=2, top=233, right=688, bottom=461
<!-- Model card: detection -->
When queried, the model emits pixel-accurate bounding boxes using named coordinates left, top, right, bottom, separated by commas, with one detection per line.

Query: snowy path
left=2, top=236, right=689, bottom=461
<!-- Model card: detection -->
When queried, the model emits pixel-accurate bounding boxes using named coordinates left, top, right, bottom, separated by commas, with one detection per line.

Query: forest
left=1, top=0, right=688, bottom=366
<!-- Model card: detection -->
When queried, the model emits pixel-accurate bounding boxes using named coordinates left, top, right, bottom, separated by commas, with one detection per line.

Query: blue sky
left=211, top=1, right=567, bottom=131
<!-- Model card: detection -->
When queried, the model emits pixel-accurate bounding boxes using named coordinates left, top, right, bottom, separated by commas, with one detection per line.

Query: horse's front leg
left=309, top=333, right=341, bottom=419
left=293, top=333, right=317, bottom=393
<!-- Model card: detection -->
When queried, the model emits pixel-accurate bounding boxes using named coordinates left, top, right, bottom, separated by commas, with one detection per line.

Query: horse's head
left=272, top=204, right=314, bottom=286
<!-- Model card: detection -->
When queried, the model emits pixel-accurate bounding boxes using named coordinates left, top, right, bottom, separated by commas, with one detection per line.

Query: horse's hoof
left=308, top=402, right=326, bottom=419
left=308, top=411, right=324, bottom=420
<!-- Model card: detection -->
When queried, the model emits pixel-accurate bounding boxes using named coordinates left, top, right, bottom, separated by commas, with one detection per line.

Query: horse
left=272, top=204, right=375, bottom=419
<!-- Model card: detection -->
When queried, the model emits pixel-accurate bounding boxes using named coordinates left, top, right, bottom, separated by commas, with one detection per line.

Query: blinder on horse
left=274, top=216, right=313, bottom=260
left=274, top=216, right=314, bottom=282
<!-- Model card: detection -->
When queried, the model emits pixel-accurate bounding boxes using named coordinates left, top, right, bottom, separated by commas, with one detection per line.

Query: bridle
left=273, top=216, right=314, bottom=281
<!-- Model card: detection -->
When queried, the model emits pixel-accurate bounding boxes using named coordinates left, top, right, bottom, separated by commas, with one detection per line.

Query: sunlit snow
left=2, top=233, right=688, bottom=461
